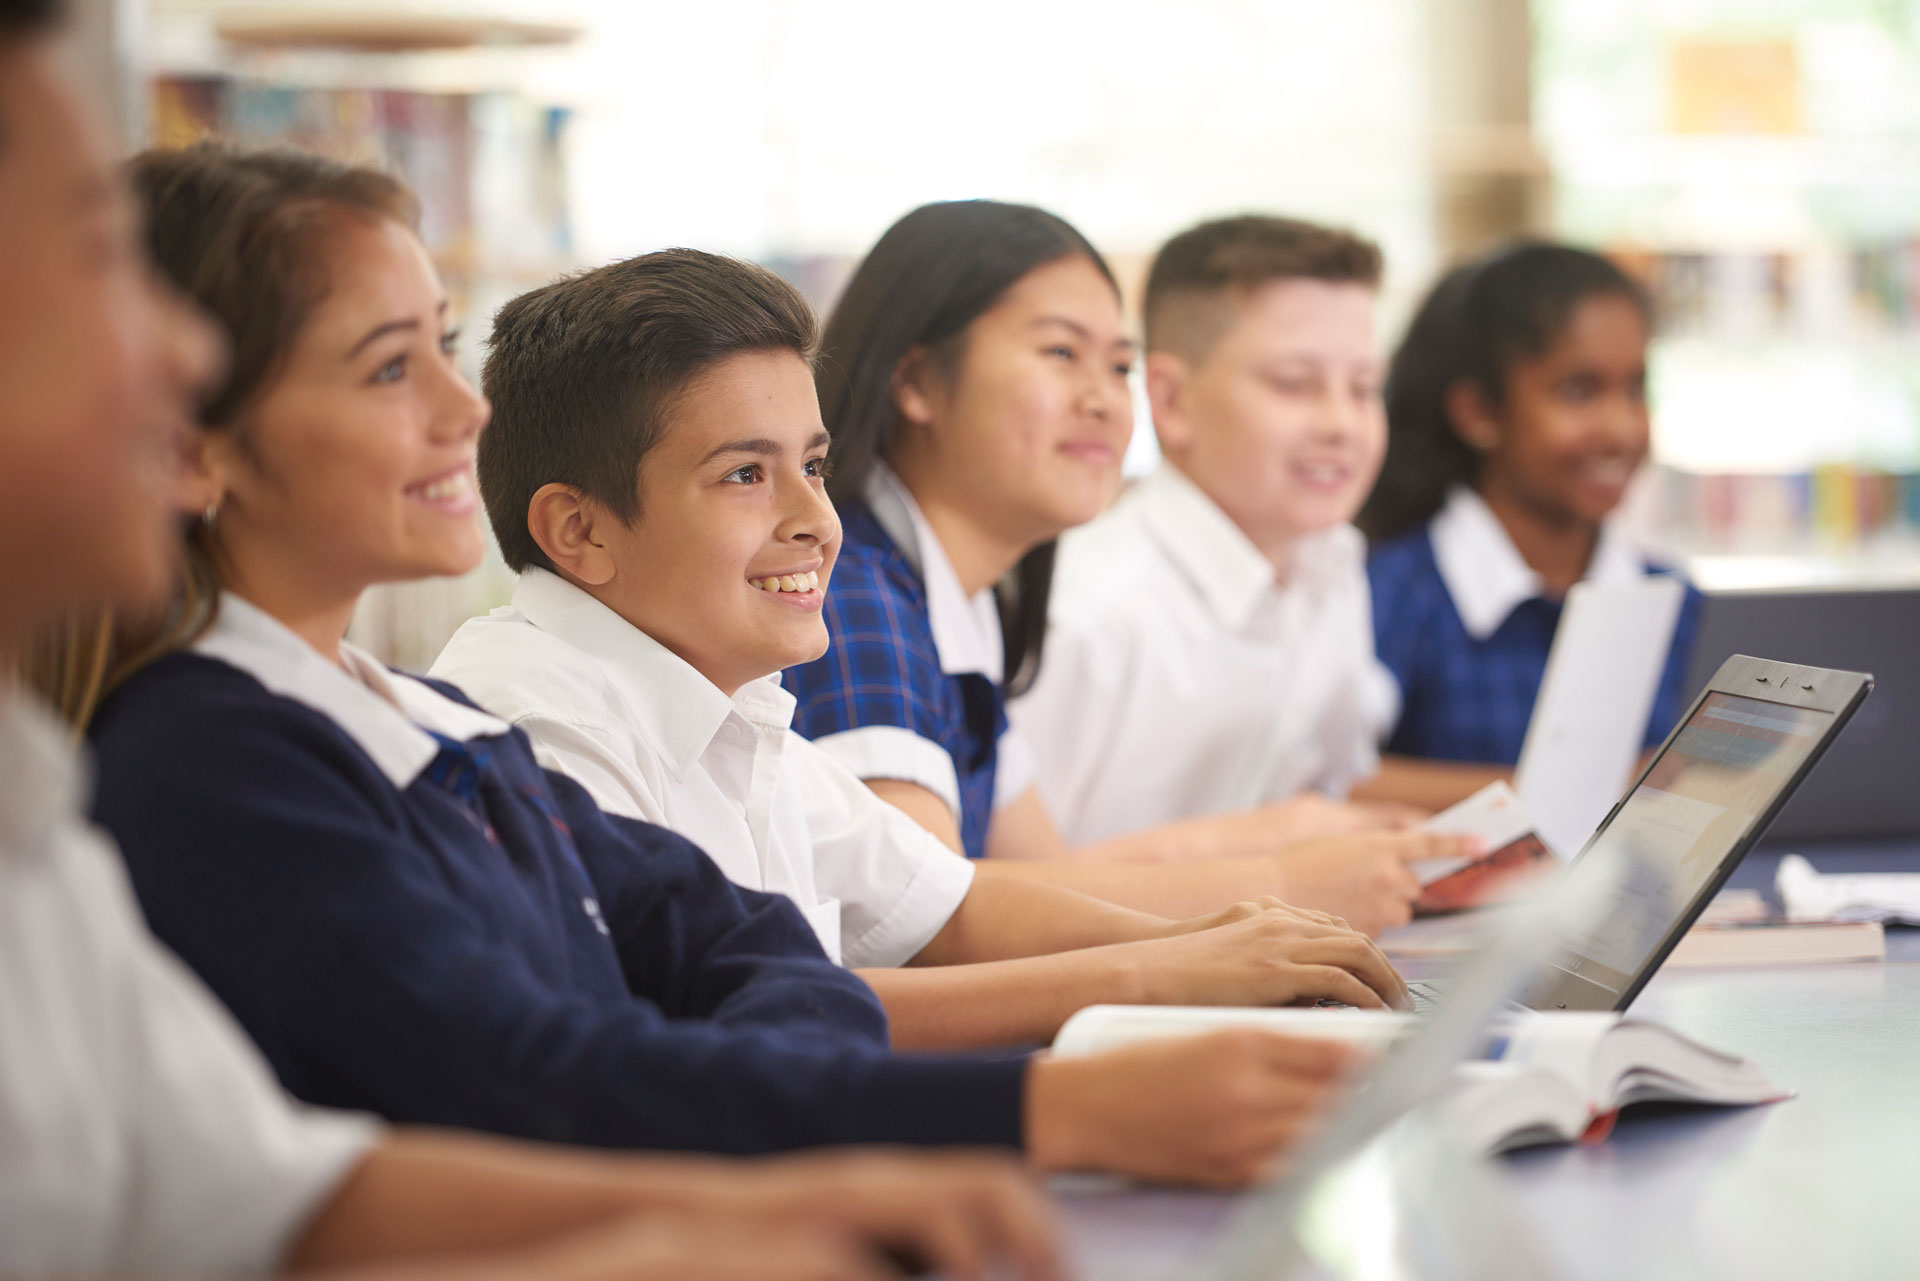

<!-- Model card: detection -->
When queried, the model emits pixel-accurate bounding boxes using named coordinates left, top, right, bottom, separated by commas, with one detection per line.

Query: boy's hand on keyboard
left=1267, top=831, right=1482, bottom=937
left=1128, top=903, right=1410, bottom=1011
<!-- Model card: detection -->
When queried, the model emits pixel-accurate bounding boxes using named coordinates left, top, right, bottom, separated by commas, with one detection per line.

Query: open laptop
left=1684, top=586, right=1920, bottom=841
left=1513, top=575, right=1686, bottom=859
left=1453, top=653, right=1872, bottom=1013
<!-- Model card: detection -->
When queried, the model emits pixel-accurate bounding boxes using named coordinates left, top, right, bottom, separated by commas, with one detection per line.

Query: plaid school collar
left=860, top=461, right=1006, bottom=684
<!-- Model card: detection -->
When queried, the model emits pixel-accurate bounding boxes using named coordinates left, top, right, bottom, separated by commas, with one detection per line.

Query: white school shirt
left=1427, top=484, right=1646, bottom=641
left=429, top=568, right=976, bottom=969
left=0, top=690, right=379, bottom=1278
left=1011, top=463, right=1393, bottom=845
left=809, top=462, right=1039, bottom=820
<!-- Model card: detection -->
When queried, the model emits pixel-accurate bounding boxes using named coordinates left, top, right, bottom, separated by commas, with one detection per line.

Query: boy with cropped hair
left=1014, top=215, right=1415, bottom=870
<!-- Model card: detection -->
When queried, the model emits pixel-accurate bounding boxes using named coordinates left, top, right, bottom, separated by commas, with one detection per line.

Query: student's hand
left=1255, top=793, right=1425, bottom=840
left=1026, top=1029, right=1363, bottom=1186
left=498, top=1211, right=896, bottom=1281
left=1269, top=831, right=1481, bottom=937
left=708, top=1150, right=1064, bottom=1281
left=1129, top=901, right=1409, bottom=1010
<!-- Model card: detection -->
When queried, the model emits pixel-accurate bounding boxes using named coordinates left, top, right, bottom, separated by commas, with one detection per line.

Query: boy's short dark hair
left=1144, top=215, right=1383, bottom=363
left=479, top=248, right=820, bottom=575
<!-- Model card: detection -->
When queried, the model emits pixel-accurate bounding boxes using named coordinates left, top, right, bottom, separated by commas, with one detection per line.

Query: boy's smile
left=748, top=565, right=824, bottom=600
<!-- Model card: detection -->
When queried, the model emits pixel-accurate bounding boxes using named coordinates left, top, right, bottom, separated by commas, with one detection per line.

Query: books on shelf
left=1052, top=1005, right=1786, bottom=1155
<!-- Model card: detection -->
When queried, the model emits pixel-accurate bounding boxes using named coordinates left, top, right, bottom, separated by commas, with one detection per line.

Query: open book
left=1053, top=1005, right=1787, bottom=1154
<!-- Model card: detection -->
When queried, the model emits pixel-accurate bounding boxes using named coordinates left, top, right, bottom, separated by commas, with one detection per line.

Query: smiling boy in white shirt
left=430, top=248, right=1414, bottom=1051
left=1013, top=216, right=1414, bottom=859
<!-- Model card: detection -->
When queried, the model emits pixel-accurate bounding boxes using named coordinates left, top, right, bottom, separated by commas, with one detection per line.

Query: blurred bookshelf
left=1534, top=0, right=1920, bottom=591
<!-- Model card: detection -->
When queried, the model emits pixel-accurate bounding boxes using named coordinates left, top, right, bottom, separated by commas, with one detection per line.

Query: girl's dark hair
left=25, top=143, right=419, bottom=728
left=1357, top=241, right=1651, bottom=543
left=818, top=199, right=1116, bottom=695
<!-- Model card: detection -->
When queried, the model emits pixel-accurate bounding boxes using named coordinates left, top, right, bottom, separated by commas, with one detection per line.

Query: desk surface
left=1055, top=844, right=1920, bottom=1280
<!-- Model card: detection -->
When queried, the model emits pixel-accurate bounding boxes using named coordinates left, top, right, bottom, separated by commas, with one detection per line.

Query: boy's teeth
left=752, top=571, right=820, bottom=594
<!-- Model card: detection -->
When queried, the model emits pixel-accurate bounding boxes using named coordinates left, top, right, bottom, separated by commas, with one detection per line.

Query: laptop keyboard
left=1406, top=980, right=1444, bottom=1013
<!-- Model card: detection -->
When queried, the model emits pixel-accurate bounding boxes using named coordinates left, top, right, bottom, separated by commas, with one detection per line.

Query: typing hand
left=1027, top=1028, right=1363, bottom=1186
left=500, top=1211, right=898, bottom=1281
left=1268, top=830, right=1481, bottom=937
left=711, top=1150, right=1064, bottom=1281
left=1249, top=793, right=1424, bottom=841
left=1134, top=901, right=1409, bottom=1010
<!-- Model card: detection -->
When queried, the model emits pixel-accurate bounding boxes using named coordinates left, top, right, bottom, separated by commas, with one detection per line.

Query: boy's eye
left=803, top=455, right=832, bottom=479
left=722, top=464, right=762, bottom=484
left=440, top=327, right=462, bottom=356
left=1113, top=360, right=1134, bottom=379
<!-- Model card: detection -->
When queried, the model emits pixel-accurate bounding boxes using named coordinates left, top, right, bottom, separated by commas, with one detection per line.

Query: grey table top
left=1054, top=843, right=1920, bottom=1281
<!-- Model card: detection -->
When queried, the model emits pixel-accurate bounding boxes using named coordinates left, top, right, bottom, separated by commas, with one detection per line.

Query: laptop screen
left=1538, top=690, right=1833, bottom=998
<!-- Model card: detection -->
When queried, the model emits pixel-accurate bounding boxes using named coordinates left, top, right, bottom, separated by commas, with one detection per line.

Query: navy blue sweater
left=88, top=653, right=1026, bottom=1154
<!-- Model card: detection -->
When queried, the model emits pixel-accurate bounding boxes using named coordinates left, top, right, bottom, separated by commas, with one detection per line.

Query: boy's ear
left=1444, top=379, right=1501, bottom=452
left=527, top=483, right=617, bottom=587
left=1144, top=351, right=1194, bottom=458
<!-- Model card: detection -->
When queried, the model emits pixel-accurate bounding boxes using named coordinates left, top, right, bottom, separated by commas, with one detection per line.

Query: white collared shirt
left=1011, top=464, right=1392, bottom=844
left=1427, top=485, right=1646, bottom=641
left=812, top=463, right=1037, bottom=818
left=197, top=593, right=511, bottom=788
left=0, top=691, right=379, bottom=1277
left=428, top=569, right=976, bottom=969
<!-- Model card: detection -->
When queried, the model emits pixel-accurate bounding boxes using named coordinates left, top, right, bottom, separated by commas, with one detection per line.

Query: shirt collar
left=0, top=689, right=86, bottom=856
left=194, top=593, right=508, bottom=789
left=1133, top=464, right=1273, bottom=628
left=861, top=461, right=1006, bottom=682
left=1428, top=485, right=1644, bottom=641
left=509, top=568, right=795, bottom=783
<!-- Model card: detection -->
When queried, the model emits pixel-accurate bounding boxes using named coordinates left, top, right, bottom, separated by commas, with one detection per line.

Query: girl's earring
left=202, top=501, right=219, bottom=531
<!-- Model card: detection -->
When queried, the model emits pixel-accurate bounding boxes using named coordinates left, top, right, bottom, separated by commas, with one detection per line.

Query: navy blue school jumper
left=87, top=651, right=1025, bottom=1155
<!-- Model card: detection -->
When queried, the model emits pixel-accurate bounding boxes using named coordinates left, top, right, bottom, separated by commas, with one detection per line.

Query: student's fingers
left=1244, top=910, right=1408, bottom=1004
left=1289, top=937, right=1410, bottom=1010
left=907, top=1204, right=987, bottom=1281
left=1244, top=1029, right=1364, bottom=1078
left=1287, top=963, right=1390, bottom=1010
left=1384, top=831, right=1483, bottom=863
left=1359, top=801, right=1429, bottom=830
left=929, top=1163, right=1066, bottom=1281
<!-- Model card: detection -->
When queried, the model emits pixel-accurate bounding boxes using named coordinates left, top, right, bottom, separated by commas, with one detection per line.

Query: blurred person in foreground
left=0, top=3, right=1061, bottom=1277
